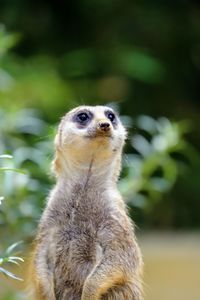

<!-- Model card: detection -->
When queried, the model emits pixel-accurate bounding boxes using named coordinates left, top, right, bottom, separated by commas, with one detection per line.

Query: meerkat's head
left=52, top=105, right=127, bottom=181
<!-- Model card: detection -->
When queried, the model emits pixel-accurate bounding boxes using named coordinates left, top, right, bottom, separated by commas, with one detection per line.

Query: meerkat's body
left=32, top=106, right=143, bottom=300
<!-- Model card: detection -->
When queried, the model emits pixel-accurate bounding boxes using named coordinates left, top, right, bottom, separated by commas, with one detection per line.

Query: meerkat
left=31, top=105, right=143, bottom=300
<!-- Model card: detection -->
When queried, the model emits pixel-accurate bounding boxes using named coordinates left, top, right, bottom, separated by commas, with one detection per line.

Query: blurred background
left=0, top=1, right=200, bottom=299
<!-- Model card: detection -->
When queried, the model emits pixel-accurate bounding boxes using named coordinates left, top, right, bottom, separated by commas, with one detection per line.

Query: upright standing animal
left=31, top=105, right=143, bottom=300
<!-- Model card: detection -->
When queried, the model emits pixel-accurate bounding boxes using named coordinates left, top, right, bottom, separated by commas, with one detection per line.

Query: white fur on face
left=53, top=106, right=127, bottom=182
left=53, top=106, right=127, bottom=175
left=61, top=106, right=126, bottom=151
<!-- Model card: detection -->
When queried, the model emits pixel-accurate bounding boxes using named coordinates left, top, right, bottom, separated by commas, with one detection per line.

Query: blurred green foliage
left=0, top=241, right=24, bottom=282
left=120, top=116, right=199, bottom=226
left=0, top=2, right=200, bottom=298
left=0, top=155, right=24, bottom=285
left=0, top=108, right=53, bottom=245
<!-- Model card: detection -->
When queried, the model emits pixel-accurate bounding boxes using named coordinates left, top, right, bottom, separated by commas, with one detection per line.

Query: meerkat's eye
left=76, top=112, right=90, bottom=123
left=107, top=112, right=115, bottom=122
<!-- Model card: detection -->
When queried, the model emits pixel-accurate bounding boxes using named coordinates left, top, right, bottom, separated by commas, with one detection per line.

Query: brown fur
left=31, top=105, right=143, bottom=300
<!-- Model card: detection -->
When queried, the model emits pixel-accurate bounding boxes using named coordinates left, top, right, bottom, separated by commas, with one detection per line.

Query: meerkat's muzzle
left=97, top=121, right=111, bottom=132
left=94, top=120, right=112, bottom=138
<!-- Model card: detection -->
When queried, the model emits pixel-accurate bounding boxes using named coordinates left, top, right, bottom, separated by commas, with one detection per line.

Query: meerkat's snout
left=97, top=120, right=111, bottom=133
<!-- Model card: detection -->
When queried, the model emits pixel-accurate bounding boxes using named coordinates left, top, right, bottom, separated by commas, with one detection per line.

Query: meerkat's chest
left=45, top=188, right=129, bottom=263
left=52, top=202, right=105, bottom=289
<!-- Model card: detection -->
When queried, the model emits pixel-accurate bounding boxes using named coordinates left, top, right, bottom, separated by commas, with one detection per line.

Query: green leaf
left=117, top=48, right=165, bottom=83
left=0, top=155, right=13, bottom=159
left=5, top=241, right=23, bottom=256
left=7, top=256, right=24, bottom=262
left=0, top=25, right=21, bottom=55
left=0, top=196, right=4, bottom=204
left=0, top=167, right=27, bottom=174
left=7, top=256, right=24, bottom=264
left=0, top=267, right=23, bottom=281
left=1, top=256, right=24, bottom=266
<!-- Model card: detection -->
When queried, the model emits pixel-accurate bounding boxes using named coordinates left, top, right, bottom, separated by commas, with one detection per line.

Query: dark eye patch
left=105, top=110, right=118, bottom=127
left=77, top=112, right=89, bottom=122
left=107, top=112, right=115, bottom=122
left=73, top=110, right=93, bottom=126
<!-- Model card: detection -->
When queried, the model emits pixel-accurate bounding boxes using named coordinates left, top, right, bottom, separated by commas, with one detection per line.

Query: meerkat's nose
left=98, top=121, right=111, bottom=132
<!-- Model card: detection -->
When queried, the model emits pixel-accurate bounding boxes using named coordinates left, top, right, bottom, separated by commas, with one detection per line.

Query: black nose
left=99, top=122, right=110, bottom=131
